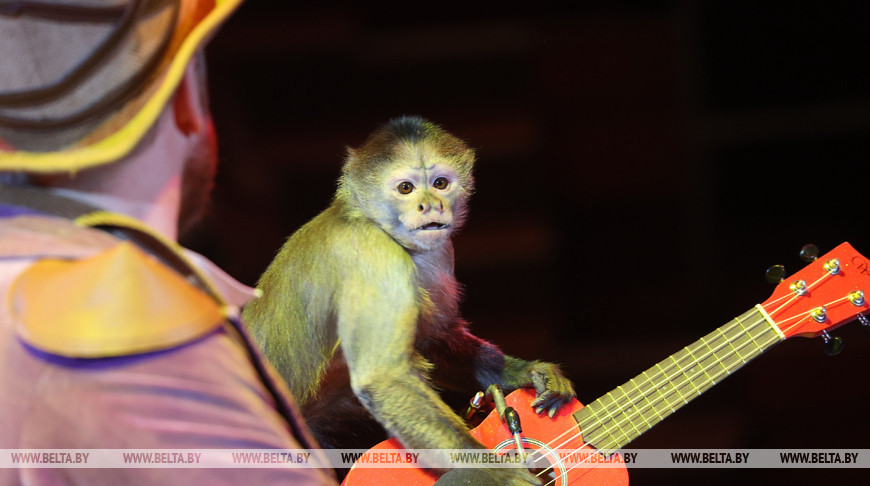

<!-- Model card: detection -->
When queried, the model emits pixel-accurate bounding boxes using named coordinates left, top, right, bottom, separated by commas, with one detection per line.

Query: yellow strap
left=10, top=241, right=225, bottom=357
left=73, top=210, right=229, bottom=310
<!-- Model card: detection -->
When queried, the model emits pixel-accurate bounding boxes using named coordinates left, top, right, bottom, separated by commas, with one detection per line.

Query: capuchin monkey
left=243, top=116, right=574, bottom=485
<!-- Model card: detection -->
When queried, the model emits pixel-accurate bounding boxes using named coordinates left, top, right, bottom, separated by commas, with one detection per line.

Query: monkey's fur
left=243, top=117, right=574, bottom=484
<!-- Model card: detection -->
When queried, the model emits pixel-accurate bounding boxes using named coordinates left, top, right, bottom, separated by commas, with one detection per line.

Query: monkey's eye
left=432, top=177, right=449, bottom=190
left=396, top=181, right=415, bottom=194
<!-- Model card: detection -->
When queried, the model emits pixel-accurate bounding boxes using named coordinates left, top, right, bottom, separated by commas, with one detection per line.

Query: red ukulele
left=343, top=242, right=870, bottom=485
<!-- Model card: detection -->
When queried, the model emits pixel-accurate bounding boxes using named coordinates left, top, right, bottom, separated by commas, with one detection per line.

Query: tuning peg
left=857, top=314, right=870, bottom=339
left=821, top=331, right=844, bottom=356
left=800, top=244, right=820, bottom=262
left=765, top=265, right=786, bottom=284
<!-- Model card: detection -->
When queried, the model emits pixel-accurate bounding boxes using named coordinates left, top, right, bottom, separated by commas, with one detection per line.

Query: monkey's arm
left=338, top=281, right=541, bottom=484
left=426, top=324, right=575, bottom=418
left=335, top=250, right=487, bottom=467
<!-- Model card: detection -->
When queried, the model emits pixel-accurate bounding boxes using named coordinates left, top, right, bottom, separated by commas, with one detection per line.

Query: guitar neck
left=573, top=306, right=784, bottom=451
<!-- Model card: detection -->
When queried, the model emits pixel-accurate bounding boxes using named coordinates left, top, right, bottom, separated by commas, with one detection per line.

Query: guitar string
left=752, top=262, right=834, bottom=310
left=563, top=269, right=837, bottom=451
left=529, top=311, right=778, bottom=484
left=761, top=287, right=802, bottom=309
left=534, top=286, right=847, bottom=485
left=538, top=290, right=854, bottom=485
left=540, top=323, right=785, bottom=486
left=532, top=308, right=776, bottom=461
left=760, top=262, right=835, bottom=310
left=541, top=270, right=861, bottom=484
left=776, top=294, right=852, bottom=334
left=554, top=307, right=798, bottom=484
left=540, top=286, right=845, bottom=477
left=767, top=271, right=831, bottom=320
left=538, top=266, right=862, bottom=483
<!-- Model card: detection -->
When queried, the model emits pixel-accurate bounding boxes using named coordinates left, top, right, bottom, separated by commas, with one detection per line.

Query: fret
left=723, top=326, right=758, bottom=364
left=598, top=391, right=633, bottom=445
left=624, top=379, right=658, bottom=428
left=747, top=310, right=782, bottom=348
left=578, top=399, right=622, bottom=449
left=664, top=355, right=699, bottom=401
left=734, top=312, right=765, bottom=355
left=713, top=330, right=746, bottom=371
left=614, top=385, right=645, bottom=440
left=683, top=344, right=716, bottom=393
left=650, top=362, right=684, bottom=405
left=699, top=335, right=732, bottom=378
left=574, top=306, right=782, bottom=451
left=716, top=327, right=748, bottom=366
left=640, top=369, right=676, bottom=415
left=578, top=397, right=608, bottom=446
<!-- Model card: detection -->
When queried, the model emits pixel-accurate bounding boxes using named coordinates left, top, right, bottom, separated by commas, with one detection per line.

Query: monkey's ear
left=343, top=147, right=360, bottom=170
left=462, top=148, right=476, bottom=165
left=454, top=148, right=477, bottom=180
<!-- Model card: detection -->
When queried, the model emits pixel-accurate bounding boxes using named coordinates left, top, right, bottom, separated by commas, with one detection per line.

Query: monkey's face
left=341, top=118, right=475, bottom=252
left=379, top=150, right=469, bottom=252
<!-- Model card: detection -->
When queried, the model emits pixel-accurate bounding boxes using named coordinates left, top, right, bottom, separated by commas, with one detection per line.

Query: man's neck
left=48, top=183, right=181, bottom=240
left=38, top=109, right=188, bottom=241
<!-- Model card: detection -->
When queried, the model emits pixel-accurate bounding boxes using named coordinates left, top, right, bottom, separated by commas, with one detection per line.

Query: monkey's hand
left=528, top=361, right=575, bottom=418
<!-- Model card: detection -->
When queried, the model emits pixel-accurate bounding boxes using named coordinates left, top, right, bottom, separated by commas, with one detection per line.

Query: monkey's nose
left=418, top=194, right=445, bottom=214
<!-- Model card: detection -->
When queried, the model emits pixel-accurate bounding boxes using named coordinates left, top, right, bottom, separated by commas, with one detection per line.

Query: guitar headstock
left=761, top=242, right=870, bottom=340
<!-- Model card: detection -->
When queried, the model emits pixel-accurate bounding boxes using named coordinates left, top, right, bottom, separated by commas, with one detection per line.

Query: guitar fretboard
left=573, top=306, right=783, bottom=451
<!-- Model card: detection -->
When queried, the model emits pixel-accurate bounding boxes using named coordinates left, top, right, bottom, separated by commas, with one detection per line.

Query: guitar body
left=342, top=388, right=628, bottom=486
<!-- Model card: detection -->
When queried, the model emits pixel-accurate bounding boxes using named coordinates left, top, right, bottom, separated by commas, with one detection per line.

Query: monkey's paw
left=528, top=362, right=575, bottom=418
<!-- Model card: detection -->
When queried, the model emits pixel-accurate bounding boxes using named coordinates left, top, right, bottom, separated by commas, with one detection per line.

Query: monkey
left=242, top=116, right=574, bottom=485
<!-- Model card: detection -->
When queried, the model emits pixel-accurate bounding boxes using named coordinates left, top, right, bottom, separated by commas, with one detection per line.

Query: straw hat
left=0, top=0, right=243, bottom=173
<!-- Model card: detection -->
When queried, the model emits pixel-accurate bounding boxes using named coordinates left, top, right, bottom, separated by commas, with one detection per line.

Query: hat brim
left=0, top=0, right=243, bottom=174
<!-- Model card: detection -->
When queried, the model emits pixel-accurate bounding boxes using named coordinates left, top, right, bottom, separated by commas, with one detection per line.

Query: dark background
left=187, top=1, right=870, bottom=484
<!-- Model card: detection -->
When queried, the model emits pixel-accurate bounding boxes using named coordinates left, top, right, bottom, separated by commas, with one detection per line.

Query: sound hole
left=526, top=450, right=557, bottom=484
left=492, top=438, right=566, bottom=486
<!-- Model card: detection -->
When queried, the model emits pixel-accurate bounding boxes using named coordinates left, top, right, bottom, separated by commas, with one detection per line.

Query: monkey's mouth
left=418, top=222, right=449, bottom=231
